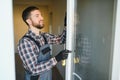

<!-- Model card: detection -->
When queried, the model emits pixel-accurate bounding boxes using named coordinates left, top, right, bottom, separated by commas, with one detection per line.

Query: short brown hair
left=22, top=6, right=39, bottom=25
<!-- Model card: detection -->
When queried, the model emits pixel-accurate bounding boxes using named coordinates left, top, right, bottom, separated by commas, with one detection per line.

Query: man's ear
left=26, top=19, right=31, bottom=25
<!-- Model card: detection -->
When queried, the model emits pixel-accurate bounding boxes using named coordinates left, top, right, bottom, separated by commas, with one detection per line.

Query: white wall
left=0, top=0, right=15, bottom=80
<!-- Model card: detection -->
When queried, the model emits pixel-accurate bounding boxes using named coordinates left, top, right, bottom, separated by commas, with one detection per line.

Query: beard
left=32, top=22, right=44, bottom=29
left=35, top=24, right=44, bottom=29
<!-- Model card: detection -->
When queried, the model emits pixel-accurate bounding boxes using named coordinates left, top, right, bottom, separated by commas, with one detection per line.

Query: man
left=17, top=6, right=70, bottom=80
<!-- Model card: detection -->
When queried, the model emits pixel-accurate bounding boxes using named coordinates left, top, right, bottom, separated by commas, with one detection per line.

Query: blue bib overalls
left=24, top=35, right=52, bottom=80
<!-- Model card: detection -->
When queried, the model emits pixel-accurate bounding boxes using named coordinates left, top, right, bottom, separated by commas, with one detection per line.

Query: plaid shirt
left=17, top=28, right=66, bottom=75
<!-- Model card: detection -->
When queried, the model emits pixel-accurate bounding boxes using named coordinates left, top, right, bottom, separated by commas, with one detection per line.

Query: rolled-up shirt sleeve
left=45, top=27, right=66, bottom=44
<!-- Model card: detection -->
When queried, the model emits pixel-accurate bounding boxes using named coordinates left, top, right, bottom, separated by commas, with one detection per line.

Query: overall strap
left=42, top=34, right=48, bottom=44
left=23, top=35, right=41, bottom=48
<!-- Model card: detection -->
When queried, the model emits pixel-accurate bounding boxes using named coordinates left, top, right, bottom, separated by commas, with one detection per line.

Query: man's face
left=29, top=10, right=44, bottom=29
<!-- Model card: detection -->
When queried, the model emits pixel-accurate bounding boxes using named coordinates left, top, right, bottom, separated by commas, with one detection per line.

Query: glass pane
left=73, top=0, right=114, bottom=80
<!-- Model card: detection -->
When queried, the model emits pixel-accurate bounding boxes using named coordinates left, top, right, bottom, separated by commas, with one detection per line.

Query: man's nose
left=40, top=16, right=44, bottom=20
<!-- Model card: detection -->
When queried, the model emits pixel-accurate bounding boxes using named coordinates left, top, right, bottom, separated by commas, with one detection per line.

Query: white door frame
left=0, top=0, right=15, bottom=80
left=66, top=0, right=76, bottom=80
left=111, top=0, right=120, bottom=80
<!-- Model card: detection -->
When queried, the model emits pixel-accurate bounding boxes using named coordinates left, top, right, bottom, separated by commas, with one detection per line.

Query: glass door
left=66, top=0, right=116, bottom=80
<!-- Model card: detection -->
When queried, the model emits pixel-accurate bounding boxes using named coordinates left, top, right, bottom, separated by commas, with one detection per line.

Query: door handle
left=73, top=72, right=82, bottom=80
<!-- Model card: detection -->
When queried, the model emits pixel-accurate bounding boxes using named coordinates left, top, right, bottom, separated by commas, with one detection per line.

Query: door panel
left=72, top=0, right=114, bottom=80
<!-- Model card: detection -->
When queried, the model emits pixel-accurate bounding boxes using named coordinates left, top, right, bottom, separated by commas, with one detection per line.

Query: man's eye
left=35, top=14, right=39, bottom=17
left=36, top=15, right=39, bottom=17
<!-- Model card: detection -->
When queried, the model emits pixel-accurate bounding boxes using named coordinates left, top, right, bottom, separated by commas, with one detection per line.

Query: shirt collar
left=28, top=29, right=40, bottom=39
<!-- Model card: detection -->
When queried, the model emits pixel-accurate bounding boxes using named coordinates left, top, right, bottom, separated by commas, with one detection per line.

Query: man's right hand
left=55, top=49, right=71, bottom=62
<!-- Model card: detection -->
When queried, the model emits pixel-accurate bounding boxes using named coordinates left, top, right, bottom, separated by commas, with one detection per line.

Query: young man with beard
left=17, top=6, right=70, bottom=80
